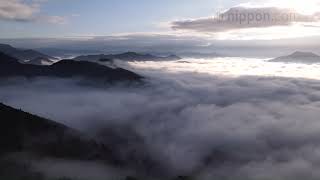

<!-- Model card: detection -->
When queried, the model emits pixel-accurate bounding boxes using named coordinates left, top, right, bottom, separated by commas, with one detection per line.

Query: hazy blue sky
left=1, top=0, right=320, bottom=52
left=0, top=0, right=241, bottom=38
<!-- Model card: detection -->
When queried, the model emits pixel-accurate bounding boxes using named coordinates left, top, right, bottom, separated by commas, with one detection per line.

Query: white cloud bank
left=1, top=58, right=320, bottom=179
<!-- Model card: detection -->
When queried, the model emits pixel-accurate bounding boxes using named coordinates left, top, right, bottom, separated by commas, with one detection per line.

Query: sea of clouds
left=1, top=57, right=320, bottom=179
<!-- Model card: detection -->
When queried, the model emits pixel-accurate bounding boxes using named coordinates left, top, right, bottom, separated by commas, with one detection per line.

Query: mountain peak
left=0, top=43, right=55, bottom=61
left=290, top=51, right=320, bottom=57
left=270, top=51, right=320, bottom=64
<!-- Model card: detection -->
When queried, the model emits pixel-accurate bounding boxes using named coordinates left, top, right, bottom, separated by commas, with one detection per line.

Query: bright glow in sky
left=214, top=23, right=320, bottom=40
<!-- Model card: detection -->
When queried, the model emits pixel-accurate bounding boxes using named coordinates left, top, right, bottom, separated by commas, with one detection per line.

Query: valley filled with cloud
left=1, top=0, right=320, bottom=179
left=1, top=58, right=320, bottom=179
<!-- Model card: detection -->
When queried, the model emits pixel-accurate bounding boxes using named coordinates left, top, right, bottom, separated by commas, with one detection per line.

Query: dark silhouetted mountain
left=270, top=51, right=320, bottom=63
left=73, top=52, right=182, bottom=62
left=0, top=103, right=124, bottom=180
left=0, top=102, right=170, bottom=178
left=0, top=52, right=142, bottom=83
left=0, top=51, right=20, bottom=65
left=99, top=58, right=113, bottom=62
left=165, top=54, right=181, bottom=60
left=0, top=102, right=101, bottom=159
left=49, top=60, right=143, bottom=81
left=0, top=44, right=56, bottom=61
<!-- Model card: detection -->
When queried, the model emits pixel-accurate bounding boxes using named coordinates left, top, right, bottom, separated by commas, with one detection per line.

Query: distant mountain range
left=0, top=44, right=56, bottom=62
left=0, top=52, right=142, bottom=83
left=179, top=52, right=224, bottom=58
left=270, top=51, right=320, bottom=64
left=73, top=52, right=181, bottom=62
left=35, top=48, right=103, bottom=58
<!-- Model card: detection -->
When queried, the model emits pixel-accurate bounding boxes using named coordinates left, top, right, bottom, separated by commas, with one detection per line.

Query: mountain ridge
left=73, top=51, right=182, bottom=62
left=0, top=102, right=101, bottom=159
left=270, top=51, right=320, bottom=63
left=25, top=57, right=55, bottom=65
left=0, top=52, right=142, bottom=83
left=0, top=102, right=172, bottom=179
left=0, top=44, right=56, bottom=61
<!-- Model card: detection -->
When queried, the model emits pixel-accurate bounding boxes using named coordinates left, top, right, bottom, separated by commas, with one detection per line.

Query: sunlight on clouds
left=215, top=23, right=320, bottom=40
left=128, top=58, right=320, bottom=80
left=171, top=0, right=320, bottom=40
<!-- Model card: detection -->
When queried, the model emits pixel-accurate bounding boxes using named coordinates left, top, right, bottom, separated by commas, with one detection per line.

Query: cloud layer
left=1, top=58, right=320, bottom=179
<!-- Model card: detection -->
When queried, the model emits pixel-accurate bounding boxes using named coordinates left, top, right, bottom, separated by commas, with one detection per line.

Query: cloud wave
left=1, top=58, right=320, bottom=179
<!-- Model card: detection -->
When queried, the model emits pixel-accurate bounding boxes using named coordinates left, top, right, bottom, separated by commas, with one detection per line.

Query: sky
left=1, top=0, right=320, bottom=54
left=1, top=0, right=320, bottom=38
left=0, top=0, right=227, bottom=37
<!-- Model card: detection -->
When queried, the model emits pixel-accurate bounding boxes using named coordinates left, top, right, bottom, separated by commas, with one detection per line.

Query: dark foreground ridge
left=0, top=52, right=143, bottom=83
left=0, top=102, right=190, bottom=180
left=0, top=102, right=100, bottom=159
left=0, top=102, right=119, bottom=180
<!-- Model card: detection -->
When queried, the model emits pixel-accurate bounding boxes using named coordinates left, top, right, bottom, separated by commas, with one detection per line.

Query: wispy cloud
left=40, top=15, right=68, bottom=25
left=0, top=0, right=67, bottom=24
left=0, top=0, right=37, bottom=21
